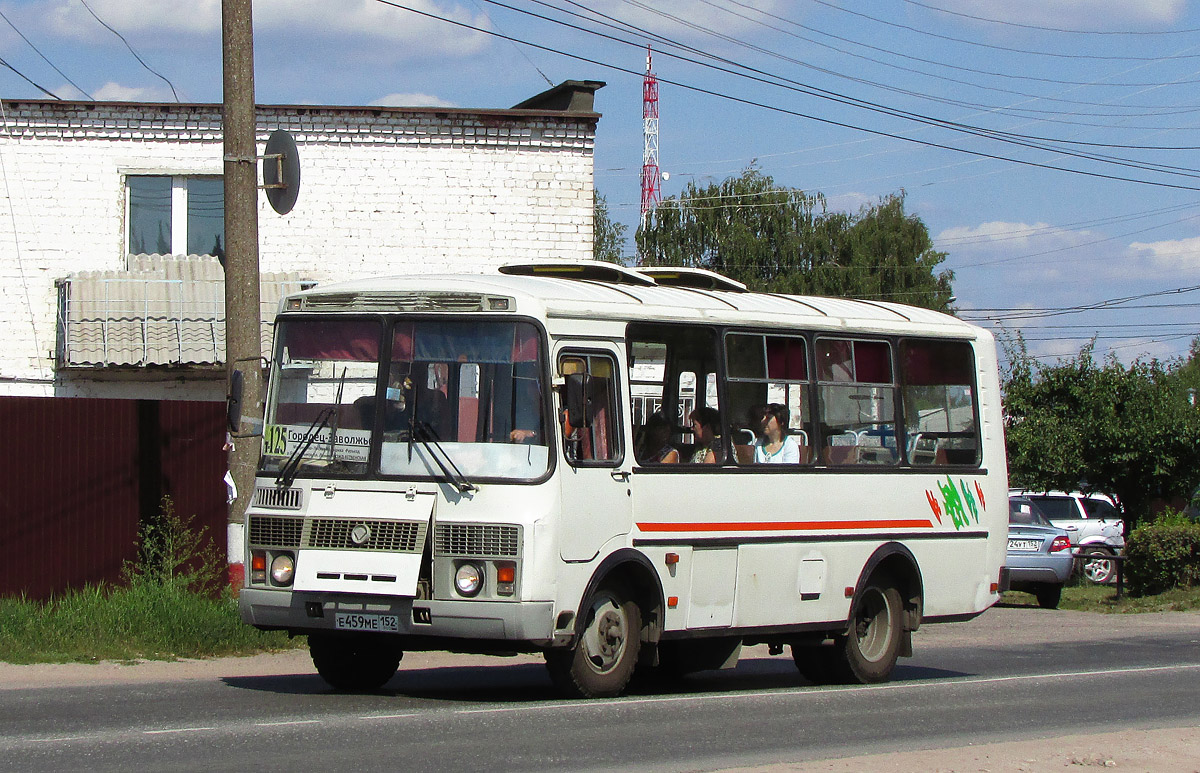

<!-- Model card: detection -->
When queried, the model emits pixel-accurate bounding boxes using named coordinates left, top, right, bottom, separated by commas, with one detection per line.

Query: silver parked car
left=1009, top=490, right=1124, bottom=584
left=1007, top=497, right=1075, bottom=609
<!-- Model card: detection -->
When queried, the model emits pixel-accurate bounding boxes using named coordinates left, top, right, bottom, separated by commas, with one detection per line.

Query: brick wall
left=0, top=101, right=597, bottom=399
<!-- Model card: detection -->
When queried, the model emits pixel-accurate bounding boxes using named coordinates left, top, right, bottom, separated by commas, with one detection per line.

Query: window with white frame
left=126, top=175, right=224, bottom=261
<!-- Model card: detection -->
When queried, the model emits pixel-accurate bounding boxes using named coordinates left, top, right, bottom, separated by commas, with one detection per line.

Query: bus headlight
left=454, top=562, right=483, bottom=597
left=270, top=554, right=295, bottom=586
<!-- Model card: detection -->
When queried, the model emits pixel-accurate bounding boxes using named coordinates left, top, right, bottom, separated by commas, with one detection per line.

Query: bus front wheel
left=309, top=633, right=402, bottom=691
left=546, top=583, right=642, bottom=698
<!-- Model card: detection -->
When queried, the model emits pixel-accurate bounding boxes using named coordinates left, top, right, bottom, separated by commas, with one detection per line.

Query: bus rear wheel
left=309, top=633, right=402, bottom=691
left=546, top=583, right=642, bottom=698
left=793, top=579, right=903, bottom=685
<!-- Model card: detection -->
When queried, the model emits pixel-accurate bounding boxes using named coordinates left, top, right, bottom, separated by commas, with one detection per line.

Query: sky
left=2, top=0, right=1200, bottom=367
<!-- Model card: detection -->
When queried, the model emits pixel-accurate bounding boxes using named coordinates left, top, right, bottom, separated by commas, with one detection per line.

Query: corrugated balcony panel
left=58, top=258, right=312, bottom=368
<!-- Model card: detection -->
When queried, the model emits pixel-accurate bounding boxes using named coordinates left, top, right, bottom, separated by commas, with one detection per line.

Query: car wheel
left=309, top=634, right=402, bottom=691
left=1078, top=547, right=1115, bottom=584
left=1035, top=583, right=1062, bottom=609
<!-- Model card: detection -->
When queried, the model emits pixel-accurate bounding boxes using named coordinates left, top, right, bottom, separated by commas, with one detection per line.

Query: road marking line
left=353, top=662, right=1200, bottom=722
left=254, top=720, right=321, bottom=727
left=143, top=727, right=217, bottom=735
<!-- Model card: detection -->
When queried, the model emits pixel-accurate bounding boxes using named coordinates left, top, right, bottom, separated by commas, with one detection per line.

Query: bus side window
left=559, top=353, right=621, bottom=465
left=816, top=338, right=899, bottom=466
left=899, top=339, right=979, bottom=467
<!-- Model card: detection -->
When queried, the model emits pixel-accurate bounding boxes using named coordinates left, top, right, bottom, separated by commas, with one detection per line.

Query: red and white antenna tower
left=640, top=45, right=661, bottom=228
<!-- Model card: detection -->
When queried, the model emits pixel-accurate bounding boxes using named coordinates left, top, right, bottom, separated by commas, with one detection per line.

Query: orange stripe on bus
left=635, top=519, right=933, bottom=533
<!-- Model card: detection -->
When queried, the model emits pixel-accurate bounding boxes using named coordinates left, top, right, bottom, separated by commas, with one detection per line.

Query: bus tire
left=309, top=633, right=402, bottom=691
left=546, top=582, right=642, bottom=698
left=835, top=580, right=904, bottom=684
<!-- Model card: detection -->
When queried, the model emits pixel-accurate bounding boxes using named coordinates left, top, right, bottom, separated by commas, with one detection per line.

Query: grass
left=0, top=584, right=301, bottom=665
left=1002, top=582, right=1200, bottom=613
left=0, top=496, right=301, bottom=665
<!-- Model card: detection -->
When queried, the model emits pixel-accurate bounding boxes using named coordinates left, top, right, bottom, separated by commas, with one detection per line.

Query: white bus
left=237, top=261, right=1008, bottom=697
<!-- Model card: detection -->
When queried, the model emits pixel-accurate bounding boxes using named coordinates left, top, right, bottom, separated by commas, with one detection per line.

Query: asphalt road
left=1, top=606, right=1198, bottom=772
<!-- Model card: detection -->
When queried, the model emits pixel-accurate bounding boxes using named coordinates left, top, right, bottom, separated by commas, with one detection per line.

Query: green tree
left=1003, top=337, right=1200, bottom=527
left=593, top=191, right=628, bottom=264
left=635, top=167, right=953, bottom=310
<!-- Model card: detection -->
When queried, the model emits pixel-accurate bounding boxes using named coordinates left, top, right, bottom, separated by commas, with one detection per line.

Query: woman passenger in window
left=752, top=403, right=801, bottom=464
left=636, top=411, right=679, bottom=464
left=687, top=407, right=721, bottom=464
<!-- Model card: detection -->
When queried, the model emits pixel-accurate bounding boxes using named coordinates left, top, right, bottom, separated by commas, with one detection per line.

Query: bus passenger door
left=557, top=348, right=632, bottom=562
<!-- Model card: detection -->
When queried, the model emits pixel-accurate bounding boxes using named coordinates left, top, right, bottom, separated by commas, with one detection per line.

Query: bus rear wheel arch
left=791, top=575, right=905, bottom=685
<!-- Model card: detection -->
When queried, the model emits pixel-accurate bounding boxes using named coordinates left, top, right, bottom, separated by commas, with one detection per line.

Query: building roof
left=2, top=80, right=605, bottom=121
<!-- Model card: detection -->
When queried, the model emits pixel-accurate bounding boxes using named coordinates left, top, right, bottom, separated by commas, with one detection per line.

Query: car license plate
left=334, top=612, right=400, bottom=633
left=1008, top=538, right=1041, bottom=552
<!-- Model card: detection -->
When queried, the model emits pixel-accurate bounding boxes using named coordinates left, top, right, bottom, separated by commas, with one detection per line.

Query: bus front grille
left=247, top=515, right=303, bottom=549
left=306, top=518, right=425, bottom=552
left=434, top=524, right=520, bottom=558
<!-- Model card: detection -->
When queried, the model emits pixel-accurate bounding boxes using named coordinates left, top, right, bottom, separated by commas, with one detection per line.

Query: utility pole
left=222, top=0, right=261, bottom=592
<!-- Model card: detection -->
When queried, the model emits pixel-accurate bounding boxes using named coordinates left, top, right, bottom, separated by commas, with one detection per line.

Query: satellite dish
left=661, top=171, right=670, bottom=181
left=263, top=129, right=300, bottom=215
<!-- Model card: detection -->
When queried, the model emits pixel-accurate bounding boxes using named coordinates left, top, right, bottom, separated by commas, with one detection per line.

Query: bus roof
left=284, top=263, right=984, bottom=339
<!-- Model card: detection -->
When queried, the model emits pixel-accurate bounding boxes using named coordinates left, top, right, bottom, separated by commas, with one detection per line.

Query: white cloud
left=36, top=0, right=491, bottom=58
left=369, top=92, right=457, bottom=108
left=91, top=81, right=174, bottom=102
left=1127, top=237, right=1200, bottom=271
left=930, top=0, right=1184, bottom=30
left=45, top=0, right=219, bottom=39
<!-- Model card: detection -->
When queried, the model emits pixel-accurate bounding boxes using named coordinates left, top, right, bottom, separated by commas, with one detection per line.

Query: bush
left=1125, top=510, right=1200, bottom=596
left=0, top=496, right=297, bottom=664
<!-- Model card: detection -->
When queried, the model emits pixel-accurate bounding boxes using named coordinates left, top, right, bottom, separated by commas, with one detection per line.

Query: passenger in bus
left=687, top=407, right=721, bottom=464
left=635, top=411, right=679, bottom=464
left=752, top=403, right=802, bottom=464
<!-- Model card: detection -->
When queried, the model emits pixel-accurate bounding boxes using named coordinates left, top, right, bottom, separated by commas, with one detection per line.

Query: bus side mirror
left=565, top=372, right=591, bottom=430
left=226, top=369, right=244, bottom=434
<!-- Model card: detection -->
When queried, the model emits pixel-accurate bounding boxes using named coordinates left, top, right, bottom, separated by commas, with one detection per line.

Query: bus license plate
left=334, top=613, right=400, bottom=633
left=1008, top=538, right=1041, bottom=552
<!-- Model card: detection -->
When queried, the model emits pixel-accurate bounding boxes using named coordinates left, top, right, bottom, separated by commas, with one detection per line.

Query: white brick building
left=0, top=80, right=603, bottom=402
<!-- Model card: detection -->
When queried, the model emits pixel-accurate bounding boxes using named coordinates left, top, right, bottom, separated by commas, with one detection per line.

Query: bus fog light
left=270, top=554, right=295, bottom=585
left=455, top=563, right=483, bottom=597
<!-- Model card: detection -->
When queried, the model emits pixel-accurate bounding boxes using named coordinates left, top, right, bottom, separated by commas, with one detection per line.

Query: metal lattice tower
left=640, top=45, right=660, bottom=228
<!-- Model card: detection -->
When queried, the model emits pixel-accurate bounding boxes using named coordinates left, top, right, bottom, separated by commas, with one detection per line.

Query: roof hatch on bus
left=498, top=260, right=657, bottom=286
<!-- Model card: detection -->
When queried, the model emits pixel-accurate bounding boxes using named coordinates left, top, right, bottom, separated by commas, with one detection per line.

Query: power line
left=809, top=0, right=1200, bottom=61
left=455, top=0, right=1200, bottom=190
left=0, top=8, right=92, bottom=99
left=0, top=56, right=61, bottom=100
left=901, top=0, right=1200, bottom=36
left=77, top=0, right=179, bottom=102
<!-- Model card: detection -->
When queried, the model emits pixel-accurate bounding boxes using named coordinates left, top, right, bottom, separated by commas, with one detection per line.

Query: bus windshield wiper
left=276, top=406, right=333, bottom=488
left=413, top=421, right=477, bottom=494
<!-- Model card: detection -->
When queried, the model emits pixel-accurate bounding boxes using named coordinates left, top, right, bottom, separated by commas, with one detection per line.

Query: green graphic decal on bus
left=926, top=477, right=987, bottom=530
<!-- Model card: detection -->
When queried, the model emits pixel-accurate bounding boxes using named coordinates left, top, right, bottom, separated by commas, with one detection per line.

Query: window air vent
left=253, top=486, right=303, bottom=510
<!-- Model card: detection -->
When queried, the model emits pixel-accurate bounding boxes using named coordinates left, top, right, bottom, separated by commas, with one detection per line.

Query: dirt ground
left=2, top=607, right=1198, bottom=771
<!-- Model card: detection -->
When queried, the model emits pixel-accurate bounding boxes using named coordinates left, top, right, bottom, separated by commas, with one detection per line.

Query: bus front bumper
left=239, top=588, right=556, bottom=643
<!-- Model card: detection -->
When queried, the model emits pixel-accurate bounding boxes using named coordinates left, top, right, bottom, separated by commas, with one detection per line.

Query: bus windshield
left=261, top=317, right=550, bottom=483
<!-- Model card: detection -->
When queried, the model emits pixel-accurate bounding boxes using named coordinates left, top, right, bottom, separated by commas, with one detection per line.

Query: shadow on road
left=219, top=654, right=974, bottom=703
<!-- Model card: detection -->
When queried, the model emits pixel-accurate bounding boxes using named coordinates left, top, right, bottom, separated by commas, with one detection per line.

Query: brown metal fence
left=0, top=397, right=228, bottom=600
